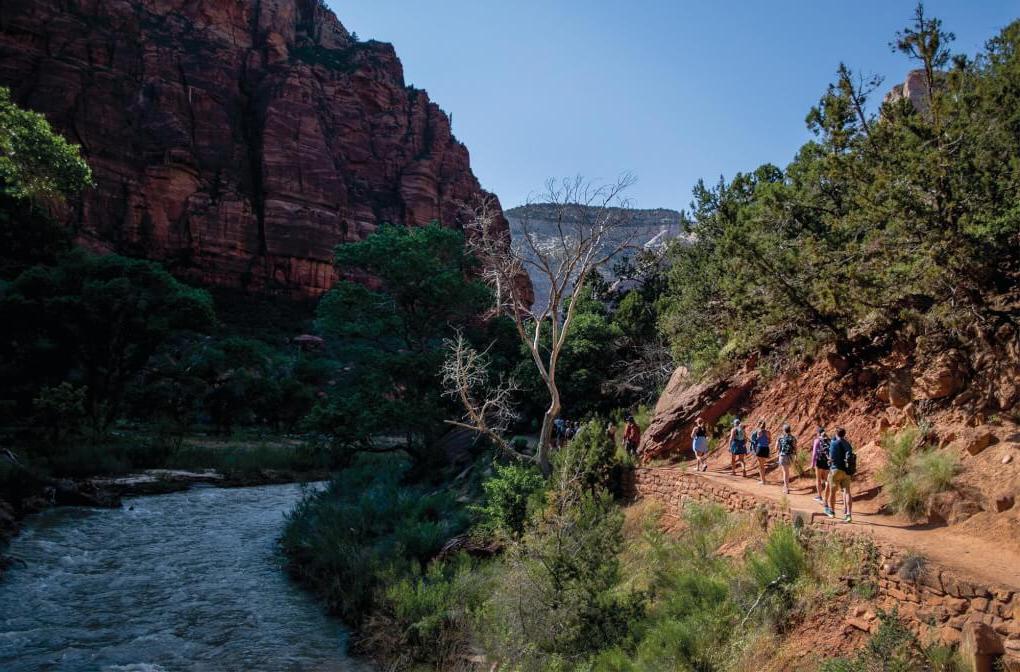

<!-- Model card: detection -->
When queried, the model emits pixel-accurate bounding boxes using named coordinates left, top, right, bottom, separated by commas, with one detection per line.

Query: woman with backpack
left=727, top=418, right=748, bottom=477
left=776, top=423, right=797, bottom=494
left=690, top=417, right=709, bottom=472
left=750, top=419, right=771, bottom=485
left=811, top=427, right=830, bottom=503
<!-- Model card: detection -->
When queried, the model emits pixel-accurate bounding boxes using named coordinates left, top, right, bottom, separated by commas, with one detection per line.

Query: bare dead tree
left=452, top=174, right=637, bottom=474
left=441, top=333, right=522, bottom=458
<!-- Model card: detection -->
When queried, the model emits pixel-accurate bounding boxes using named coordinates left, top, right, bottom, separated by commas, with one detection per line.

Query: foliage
left=0, top=87, right=92, bottom=201
left=478, top=484, right=644, bottom=670
left=659, top=13, right=1020, bottom=374
left=281, top=453, right=470, bottom=624
left=472, top=461, right=546, bottom=539
left=877, top=428, right=960, bottom=520
left=0, top=250, right=215, bottom=439
left=553, top=418, right=619, bottom=494
left=374, top=554, right=494, bottom=668
left=312, top=223, right=503, bottom=463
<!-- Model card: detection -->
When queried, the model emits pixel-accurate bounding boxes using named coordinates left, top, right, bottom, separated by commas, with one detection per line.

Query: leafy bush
left=281, top=454, right=469, bottom=624
left=553, top=419, right=619, bottom=494
left=878, top=428, right=960, bottom=520
left=373, top=554, right=494, bottom=668
left=478, top=482, right=644, bottom=670
left=472, top=462, right=546, bottom=539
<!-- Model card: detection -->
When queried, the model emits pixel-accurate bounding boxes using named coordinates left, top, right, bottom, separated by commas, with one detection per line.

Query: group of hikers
left=553, top=418, right=585, bottom=447
left=688, top=417, right=856, bottom=523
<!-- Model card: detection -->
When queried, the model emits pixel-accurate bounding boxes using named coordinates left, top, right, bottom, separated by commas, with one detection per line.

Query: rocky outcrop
left=0, top=0, right=511, bottom=296
left=640, top=367, right=757, bottom=461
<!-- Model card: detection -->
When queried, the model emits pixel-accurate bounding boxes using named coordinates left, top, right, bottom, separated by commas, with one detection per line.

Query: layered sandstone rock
left=640, top=367, right=757, bottom=461
left=0, top=0, right=512, bottom=296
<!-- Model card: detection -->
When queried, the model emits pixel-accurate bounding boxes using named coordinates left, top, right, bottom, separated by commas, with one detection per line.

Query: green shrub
left=377, top=554, right=494, bottom=668
left=743, top=523, right=807, bottom=626
left=878, top=429, right=960, bottom=520
left=472, top=462, right=546, bottom=539
left=478, top=484, right=644, bottom=669
left=553, top=419, right=619, bottom=494
left=281, top=454, right=469, bottom=624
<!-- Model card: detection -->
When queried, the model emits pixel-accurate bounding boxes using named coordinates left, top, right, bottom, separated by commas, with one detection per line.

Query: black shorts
left=754, top=445, right=769, bottom=458
left=815, top=457, right=829, bottom=470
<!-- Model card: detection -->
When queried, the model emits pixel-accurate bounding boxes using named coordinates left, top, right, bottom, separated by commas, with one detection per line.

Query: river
left=0, top=483, right=369, bottom=671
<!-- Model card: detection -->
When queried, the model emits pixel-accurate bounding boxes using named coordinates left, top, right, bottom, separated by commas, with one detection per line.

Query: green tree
left=0, top=87, right=92, bottom=200
left=0, top=251, right=216, bottom=435
left=660, top=10, right=1020, bottom=375
left=312, top=223, right=496, bottom=464
left=0, top=87, right=93, bottom=278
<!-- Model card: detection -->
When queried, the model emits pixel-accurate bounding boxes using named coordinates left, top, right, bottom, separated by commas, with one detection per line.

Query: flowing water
left=0, top=483, right=370, bottom=671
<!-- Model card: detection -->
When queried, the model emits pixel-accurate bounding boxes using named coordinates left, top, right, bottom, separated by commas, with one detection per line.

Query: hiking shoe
left=824, top=507, right=835, bottom=518
left=813, top=496, right=823, bottom=503
left=843, top=514, right=852, bottom=523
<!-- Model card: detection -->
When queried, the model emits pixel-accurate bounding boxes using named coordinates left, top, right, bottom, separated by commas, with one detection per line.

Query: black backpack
left=844, top=441, right=857, bottom=476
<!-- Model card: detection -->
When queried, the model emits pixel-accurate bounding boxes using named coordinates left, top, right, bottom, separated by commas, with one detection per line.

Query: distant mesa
left=505, top=203, right=684, bottom=311
left=0, top=0, right=508, bottom=297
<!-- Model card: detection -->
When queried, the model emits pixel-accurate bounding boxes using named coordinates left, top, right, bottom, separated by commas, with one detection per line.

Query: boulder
left=927, top=490, right=961, bottom=524
left=949, top=499, right=983, bottom=525
left=888, top=369, right=913, bottom=409
left=826, top=352, right=850, bottom=375
left=640, top=368, right=756, bottom=461
left=912, top=349, right=968, bottom=400
left=949, top=429, right=998, bottom=456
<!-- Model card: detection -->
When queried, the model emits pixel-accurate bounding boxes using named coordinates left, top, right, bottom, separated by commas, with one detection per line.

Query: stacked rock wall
left=623, top=467, right=1019, bottom=668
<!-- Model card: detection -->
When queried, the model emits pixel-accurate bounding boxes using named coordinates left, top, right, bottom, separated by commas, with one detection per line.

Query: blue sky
left=329, top=1, right=1017, bottom=210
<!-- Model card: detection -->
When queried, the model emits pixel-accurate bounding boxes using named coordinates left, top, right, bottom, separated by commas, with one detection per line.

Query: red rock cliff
left=0, top=0, right=510, bottom=296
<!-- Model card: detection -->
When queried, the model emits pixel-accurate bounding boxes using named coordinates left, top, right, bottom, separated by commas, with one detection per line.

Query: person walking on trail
left=776, top=423, right=797, bottom=495
left=750, top=419, right=771, bottom=485
left=825, top=427, right=854, bottom=523
left=606, top=422, right=617, bottom=447
left=812, top=427, right=830, bottom=503
left=728, top=418, right=748, bottom=477
left=553, top=417, right=565, bottom=448
left=690, top=417, right=709, bottom=472
left=624, top=416, right=641, bottom=456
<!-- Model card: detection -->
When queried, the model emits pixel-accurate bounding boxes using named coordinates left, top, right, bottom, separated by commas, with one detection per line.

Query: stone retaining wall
left=623, top=467, right=1020, bottom=669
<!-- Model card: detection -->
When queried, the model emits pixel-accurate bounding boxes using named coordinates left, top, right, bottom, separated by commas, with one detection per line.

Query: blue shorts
left=730, top=441, right=747, bottom=455
left=692, top=436, right=708, bottom=454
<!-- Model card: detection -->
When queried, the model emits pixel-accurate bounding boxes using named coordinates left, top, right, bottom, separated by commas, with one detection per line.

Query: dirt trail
left=674, top=464, right=1020, bottom=591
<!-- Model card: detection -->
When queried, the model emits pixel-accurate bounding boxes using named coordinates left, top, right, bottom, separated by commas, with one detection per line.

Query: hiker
left=553, top=416, right=565, bottom=447
left=825, top=427, right=854, bottom=523
left=776, top=423, right=797, bottom=494
left=624, top=415, right=641, bottom=456
left=565, top=421, right=577, bottom=442
left=606, top=422, right=617, bottom=447
left=811, top=427, right=830, bottom=503
left=750, top=419, right=770, bottom=484
left=690, top=417, right=709, bottom=472
left=727, top=418, right=748, bottom=477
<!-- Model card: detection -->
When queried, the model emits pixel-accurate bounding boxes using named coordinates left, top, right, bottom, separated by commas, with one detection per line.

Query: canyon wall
left=0, top=0, right=510, bottom=296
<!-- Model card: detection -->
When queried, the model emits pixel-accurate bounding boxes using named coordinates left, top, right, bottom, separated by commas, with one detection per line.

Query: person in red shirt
left=624, top=415, right=641, bottom=456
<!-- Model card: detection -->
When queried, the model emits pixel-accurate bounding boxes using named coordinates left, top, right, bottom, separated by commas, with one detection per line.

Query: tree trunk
left=537, top=391, right=560, bottom=476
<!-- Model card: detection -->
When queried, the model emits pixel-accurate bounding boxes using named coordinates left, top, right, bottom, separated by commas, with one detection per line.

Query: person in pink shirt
left=811, top=427, right=830, bottom=503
